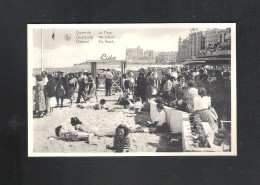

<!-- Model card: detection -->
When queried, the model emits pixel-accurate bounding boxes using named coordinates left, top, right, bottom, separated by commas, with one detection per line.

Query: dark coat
left=45, top=78, right=56, bottom=97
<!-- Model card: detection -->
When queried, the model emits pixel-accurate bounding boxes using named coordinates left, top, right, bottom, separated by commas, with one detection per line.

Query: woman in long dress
left=67, top=73, right=78, bottom=107
left=55, top=72, right=66, bottom=107
left=34, top=75, right=46, bottom=118
left=45, top=74, right=57, bottom=115
left=145, top=72, right=153, bottom=101
left=85, top=73, right=98, bottom=101
left=136, top=72, right=146, bottom=102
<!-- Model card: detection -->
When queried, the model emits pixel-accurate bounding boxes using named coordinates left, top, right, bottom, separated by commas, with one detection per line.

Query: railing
left=96, top=76, right=121, bottom=92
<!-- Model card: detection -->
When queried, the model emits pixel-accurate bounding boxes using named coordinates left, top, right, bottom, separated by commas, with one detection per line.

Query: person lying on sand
left=70, top=117, right=115, bottom=137
left=76, top=99, right=107, bottom=110
left=55, top=125, right=94, bottom=143
left=106, top=124, right=131, bottom=153
left=85, top=99, right=106, bottom=110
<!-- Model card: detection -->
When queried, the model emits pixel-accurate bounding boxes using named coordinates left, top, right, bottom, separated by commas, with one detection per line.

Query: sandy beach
left=33, top=91, right=182, bottom=153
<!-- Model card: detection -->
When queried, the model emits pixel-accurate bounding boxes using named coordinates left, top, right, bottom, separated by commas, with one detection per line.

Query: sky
left=32, top=27, right=208, bottom=68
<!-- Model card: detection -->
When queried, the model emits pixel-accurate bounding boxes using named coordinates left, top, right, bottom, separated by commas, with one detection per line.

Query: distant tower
left=177, top=36, right=182, bottom=61
left=178, top=36, right=182, bottom=51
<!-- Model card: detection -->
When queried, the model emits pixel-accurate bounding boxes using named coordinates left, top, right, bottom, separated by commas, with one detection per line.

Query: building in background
left=177, top=37, right=189, bottom=62
left=144, top=50, right=156, bottom=59
left=177, top=28, right=231, bottom=62
left=205, top=28, right=231, bottom=49
left=125, top=46, right=176, bottom=64
left=126, top=46, right=143, bottom=60
left=156, top=51, right=177, bottom=64
left=188, top=31, right=205, bottom=58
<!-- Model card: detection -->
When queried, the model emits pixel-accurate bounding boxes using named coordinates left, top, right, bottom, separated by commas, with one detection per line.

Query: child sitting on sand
left=118, top=90, right=132, bottom=109
left=151, top=82, right=158, bottom=96
left=94, top=99, right=106, bottom=110
left=133, top=97, right=143, bottom=113
left=106, top=124, right=131, bottom=152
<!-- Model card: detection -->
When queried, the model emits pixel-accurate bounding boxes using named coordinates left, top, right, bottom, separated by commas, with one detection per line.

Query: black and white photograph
left=28, top=23, right=236, bottom=156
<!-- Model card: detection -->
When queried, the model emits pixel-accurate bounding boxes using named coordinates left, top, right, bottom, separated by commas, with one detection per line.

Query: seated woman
left=133, top=97, right=143, bottom=113
left=147, top=103, right=167, bottom=132
left=118, top=90, right=131, bottom=109
left=183, top=80, right=198, bottom=113
left=193, top=87, right=219, bottom=131
left=106, top=124, right=131, bottom=153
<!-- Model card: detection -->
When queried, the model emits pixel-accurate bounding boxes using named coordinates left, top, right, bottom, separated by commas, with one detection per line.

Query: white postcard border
left=28, top=23, right=237, bottom=157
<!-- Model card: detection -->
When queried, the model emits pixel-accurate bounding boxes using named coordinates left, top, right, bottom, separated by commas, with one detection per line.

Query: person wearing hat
left=195, top=68, right=205, bottom=87
left=67, top=73, right=77, bottom=107
left=34, top=75, right=46, bottom=118
left=76, top=71, right=88, bottom=103
left=209, top=71, right=223, bottom=117
left=160, top=72, right=167, bottom=93
left=199, top=74, right=210, bottom=94
left=41, top=71, right=48, bottom=86
left=85, top=72, right=98, bottom=101
left=136, top=72, right=146, bottom=102
left=105, top=68, right=113, bottom=96
left=55, top=71, right=66, bottom=107
left=145, top=71, right=153, bottom=101
left=45, top=74, right=57, bottom=115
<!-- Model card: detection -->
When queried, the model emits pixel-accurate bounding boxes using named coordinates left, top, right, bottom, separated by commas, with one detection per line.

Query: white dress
left=46, top=97, right=56, bottom=108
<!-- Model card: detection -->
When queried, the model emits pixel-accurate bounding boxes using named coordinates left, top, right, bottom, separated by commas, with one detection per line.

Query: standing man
left=105, top=68, right=113, bottom=96
left=76, top=71, right=87, bottom=103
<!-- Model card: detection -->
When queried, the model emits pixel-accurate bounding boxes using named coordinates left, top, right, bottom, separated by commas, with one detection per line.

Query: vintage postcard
left=28, top=23, right=236, bottom=156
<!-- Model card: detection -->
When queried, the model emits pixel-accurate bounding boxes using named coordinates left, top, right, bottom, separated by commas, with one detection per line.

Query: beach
left=33, top=91, right=182, bottom=153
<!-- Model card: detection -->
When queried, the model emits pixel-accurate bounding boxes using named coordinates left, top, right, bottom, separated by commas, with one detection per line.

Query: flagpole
left=41, top=28, right=44, bottom=72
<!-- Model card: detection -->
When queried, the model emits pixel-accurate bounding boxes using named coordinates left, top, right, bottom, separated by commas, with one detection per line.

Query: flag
left=52, top=32, right=55, bottom=40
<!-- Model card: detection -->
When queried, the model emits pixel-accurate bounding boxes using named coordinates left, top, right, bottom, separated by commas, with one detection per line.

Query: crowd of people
left=33, top=65, right=231, bottom=152
left=34, top=66, right=231, bottom=121
left=124, top=66, right=231, bottom=131
left=33, top=70, right=98, bottom=118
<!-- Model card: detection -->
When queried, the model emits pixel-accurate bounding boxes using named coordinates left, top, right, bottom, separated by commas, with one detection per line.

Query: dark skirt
left=119, top=98, right=129, bottom=106
left=194, top=108, right=218, bottom=130
left=67, top=86, right=76, bottom=99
